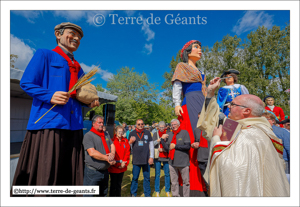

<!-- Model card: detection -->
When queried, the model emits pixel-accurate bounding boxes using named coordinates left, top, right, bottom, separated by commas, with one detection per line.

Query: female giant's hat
left=180, top=40, right=201, bottom=59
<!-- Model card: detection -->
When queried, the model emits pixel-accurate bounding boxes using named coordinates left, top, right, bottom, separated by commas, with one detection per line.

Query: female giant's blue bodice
left=181, top=73, right=205, bottom=106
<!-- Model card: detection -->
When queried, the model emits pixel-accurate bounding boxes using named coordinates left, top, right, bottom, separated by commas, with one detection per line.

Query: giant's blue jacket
left=217, top=84, right=248, bottom=116
left=20, top=49, right=86, bottom=130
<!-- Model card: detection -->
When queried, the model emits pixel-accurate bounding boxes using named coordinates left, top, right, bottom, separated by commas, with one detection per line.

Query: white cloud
left=86, top=10, right=113, bottom=26
left=158, top=90, right=166, bottom=99
left=141, top=16, right=155, bottom=41
left=12, top=10, right=114, bottom=26
left=124, top=10, right=136, bottom=17
left=232, top=11, right=274, bottom=35
left=11, top=11, right=43, bottom=23
left=52, top=10, right=113, bottom=26
left=52, top=11, right=87, bottom=21
left=10, top=34, right=35, bottom=70
left=143, top=43, right=153, bottom=55
left=80, top=63, right=113, bottom=81
left=99, top=69, right=114, bottom=81
left=138, top=14, right=155, bottom=55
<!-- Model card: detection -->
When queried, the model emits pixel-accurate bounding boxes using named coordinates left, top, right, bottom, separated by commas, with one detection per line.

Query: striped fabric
left=270, top=138, right=284, bottom=155
left=210, top=141, right=233, bottom=165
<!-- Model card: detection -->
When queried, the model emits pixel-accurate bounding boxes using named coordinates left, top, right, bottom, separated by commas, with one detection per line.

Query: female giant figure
left=171, top=40, right=208, bottom=196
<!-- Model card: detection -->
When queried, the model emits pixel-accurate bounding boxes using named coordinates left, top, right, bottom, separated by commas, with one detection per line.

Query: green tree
left=106, top=67, right=159, bottom=124
left=161, top=50, right=182, bottom=105
left=243, top=25, right=290, bottom=114
left=157, top=98, right=176, bottom=123
left=198, top=35, right=243, bottom=87
left=96, top=83, right=105, bottom=92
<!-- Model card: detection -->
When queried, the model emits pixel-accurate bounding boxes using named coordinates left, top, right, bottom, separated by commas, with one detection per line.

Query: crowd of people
left=11, top=21, right=290, bottom=197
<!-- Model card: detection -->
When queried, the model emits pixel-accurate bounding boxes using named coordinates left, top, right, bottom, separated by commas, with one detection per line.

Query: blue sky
left=10, top=10, right=290, bottom=96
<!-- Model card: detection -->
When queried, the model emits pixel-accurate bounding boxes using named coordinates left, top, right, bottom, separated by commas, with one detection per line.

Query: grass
left=109, top=155, right=170, bottom=197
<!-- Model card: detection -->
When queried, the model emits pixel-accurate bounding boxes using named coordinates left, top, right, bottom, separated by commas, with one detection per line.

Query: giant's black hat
left=263, top=95, right=275, bottom=102
left=280, top=119, right=290, bottom=124
left=220, top=69, right=240, bottom=78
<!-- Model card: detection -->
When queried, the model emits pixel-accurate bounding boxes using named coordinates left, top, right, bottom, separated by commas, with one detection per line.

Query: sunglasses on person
left=229, top=102, right=248, bottom=108
left=137, top=123, right=144, bottom=126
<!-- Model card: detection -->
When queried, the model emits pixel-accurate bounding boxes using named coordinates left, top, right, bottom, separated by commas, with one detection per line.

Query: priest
left=197, top=77, right=289, bottom=197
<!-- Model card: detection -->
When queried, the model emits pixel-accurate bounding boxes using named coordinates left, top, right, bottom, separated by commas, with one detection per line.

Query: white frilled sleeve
left=173, top=81, right=182, bottom=107
left=240, top=85, right=249, bottom=95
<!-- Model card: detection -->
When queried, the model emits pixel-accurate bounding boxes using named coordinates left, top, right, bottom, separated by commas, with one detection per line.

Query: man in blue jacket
left=262, top=112, right=290, bottom=180
left=11, top=22, right=99, bottom=190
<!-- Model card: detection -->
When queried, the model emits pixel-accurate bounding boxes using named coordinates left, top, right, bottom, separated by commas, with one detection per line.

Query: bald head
left=237, top=94, right=265, bottom=117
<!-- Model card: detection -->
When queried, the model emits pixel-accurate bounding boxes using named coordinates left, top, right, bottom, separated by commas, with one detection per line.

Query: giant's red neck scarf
left=52, top=46, right=81, bottom=98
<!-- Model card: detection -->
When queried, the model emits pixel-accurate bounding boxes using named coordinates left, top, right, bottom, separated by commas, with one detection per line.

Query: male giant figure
left=12, top=22, right=99, bottom=190
left=197, top=77, right=289, bottom=196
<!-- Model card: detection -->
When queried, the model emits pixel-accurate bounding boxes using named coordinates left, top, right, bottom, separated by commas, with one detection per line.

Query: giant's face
left=225, top=74, right=234, bottom=85
left=266, top=98, right=274, bottom=106
left=56, top=28, right=81, bottom=53
left=188, top=43, right=202, bottom=60
left=284, top=122, right=290, bottom=130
